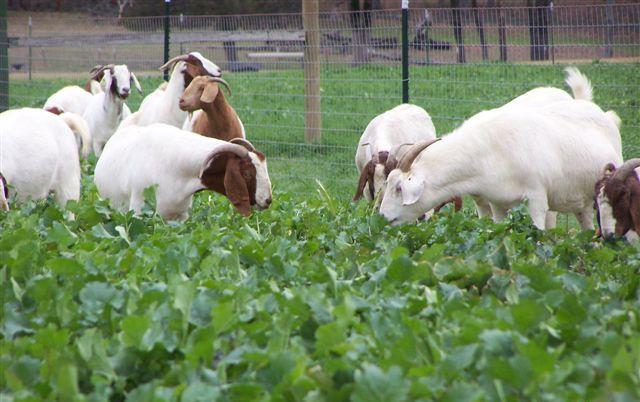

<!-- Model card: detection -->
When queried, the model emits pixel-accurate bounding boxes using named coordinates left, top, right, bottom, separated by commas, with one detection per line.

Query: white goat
left=0, top=108, right=82, bottom=209
left=459, top=67, right=621, bottom=227
left=42, top=72, right=104, bottom=116
left=82, top=64, right=141, bottom=155
left=353, top=104, right=436, bottom=202
left=119, top=52, right=221, bottom=129
left=94, top=124, right=272, bottom=221
left=44, top=85, right=95, bottom=116
left=379, top=99, right=622, bottom=230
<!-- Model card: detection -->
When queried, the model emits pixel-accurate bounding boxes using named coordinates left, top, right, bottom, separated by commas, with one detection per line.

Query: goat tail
left=60, top=112, right=92, bottom=158
left=564, top=67, right=593, bottom=102
left=605, top=110, right=622, bottom=129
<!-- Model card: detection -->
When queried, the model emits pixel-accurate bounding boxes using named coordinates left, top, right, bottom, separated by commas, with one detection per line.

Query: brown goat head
left=179, top=76, right=231, bottom=112
left=594, top=159, right=640, bottom=239
left=353, top=151, right=398, bottom=201
left=199, top=142, right=271, bottom=216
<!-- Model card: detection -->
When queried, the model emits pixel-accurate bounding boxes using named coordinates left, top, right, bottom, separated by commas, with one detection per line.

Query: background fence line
left=2, top=3, right=639, bottom=194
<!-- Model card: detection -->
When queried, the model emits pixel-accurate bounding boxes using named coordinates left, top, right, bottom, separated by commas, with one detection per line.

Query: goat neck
left=201, top=90, right=242, bottom=141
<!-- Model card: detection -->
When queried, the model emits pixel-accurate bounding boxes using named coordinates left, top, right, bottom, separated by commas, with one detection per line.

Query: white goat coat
left=95, top=124, right=238, bottom=221
left=380, top=100, right=622, bottom=230
left=43, top=85, right=94, bottom=115
left=121, top=62, right=190, bottom=129
left=82, top=91, right=131, bottom=156
left=355, top=104, right=436, bottom=200
left=0, top=108, right=81, bottom=207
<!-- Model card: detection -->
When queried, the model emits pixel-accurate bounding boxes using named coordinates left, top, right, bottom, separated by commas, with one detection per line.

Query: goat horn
left=207, top=76, right=232, bottom=96
left=612, top=158, right=640, bottom=181
left=158, top=54, right=191, bottom=72
left=229, top=138, right=256, bottom=152
left=89, top=64, right=114, bottom=80
left=200, top=143, right=250, bottom=177
left=397, top=138, right=441, bottom=172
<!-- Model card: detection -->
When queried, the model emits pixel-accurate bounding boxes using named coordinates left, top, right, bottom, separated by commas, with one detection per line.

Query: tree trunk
left=350, top=0, right=372, bottom=66
left=604, top=0, right=615, bottom=58
left=471, top=0, right=487, bottom=61
left=451, top=0, right=465, bottom=63
left=528, top=0, right=550, bottom=61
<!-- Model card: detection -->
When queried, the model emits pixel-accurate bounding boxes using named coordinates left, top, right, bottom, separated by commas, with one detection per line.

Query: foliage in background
left=1, top=172, right=639, bottom=400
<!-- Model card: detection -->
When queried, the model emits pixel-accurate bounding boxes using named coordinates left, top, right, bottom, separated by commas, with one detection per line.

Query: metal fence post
left=163, top=0, right=171, bottom=81
left=402, top=0, right=409, bottom=103
left=0, top=0, right=7, bottom=112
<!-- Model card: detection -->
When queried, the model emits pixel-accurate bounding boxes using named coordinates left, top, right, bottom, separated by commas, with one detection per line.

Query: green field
left=2, top=63, right=640, bottom=401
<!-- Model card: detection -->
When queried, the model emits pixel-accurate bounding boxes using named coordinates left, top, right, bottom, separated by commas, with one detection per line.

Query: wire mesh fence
left=4, top=3, right=640, bottom=194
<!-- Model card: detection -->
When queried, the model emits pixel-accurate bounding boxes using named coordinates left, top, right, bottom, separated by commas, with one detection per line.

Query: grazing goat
left=379, top=99, right=622, bottom=230
left=0, top=108, right=82, bottom=209
left=94, top=124, right=272, bottom=221
left=460, top=67, right=621, bottom=226
left=82, top=64, right=141, bottom=155
left=179, top=76, right=246, bottom=140
left=120, top=52, right=222, bottom=129
left=594, top=159, right=640, bottom=241
left=352, top=104, right=461, bottom=212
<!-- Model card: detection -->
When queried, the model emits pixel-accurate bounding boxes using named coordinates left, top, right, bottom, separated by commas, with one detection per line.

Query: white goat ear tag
left=401, top=177, right=424, bottom=206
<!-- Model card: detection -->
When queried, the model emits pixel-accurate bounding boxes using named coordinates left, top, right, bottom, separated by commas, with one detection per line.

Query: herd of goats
left=0, top=51, right=638, bottom=243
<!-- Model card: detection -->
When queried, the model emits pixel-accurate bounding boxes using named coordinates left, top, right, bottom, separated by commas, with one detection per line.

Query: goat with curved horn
left=207, top=76, right=232, bottom=96
left=613, top=158, right=640, bottom=181
left=397, top=138, right=441, bottom=172
left=229, top=138, right=256, bottom=152
left=89, top=64, right=114, bottom=81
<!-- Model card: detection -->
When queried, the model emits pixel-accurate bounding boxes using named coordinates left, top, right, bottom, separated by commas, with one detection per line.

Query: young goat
left=82, top=64, right=141, bottom=155
left=94, top=124, right=272, bottom=221
left=179, top=76, right=246, bottom=140
left=0, top=108, right=82, bottom=209
left=594, top=159, right=640, bottom=242
left=121, top=52, right=222, bottom=129
left=379, top=99, right=622, bottom=230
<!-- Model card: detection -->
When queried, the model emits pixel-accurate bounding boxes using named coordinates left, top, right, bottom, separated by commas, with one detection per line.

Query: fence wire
left=4, top=4, right=640, bottom=194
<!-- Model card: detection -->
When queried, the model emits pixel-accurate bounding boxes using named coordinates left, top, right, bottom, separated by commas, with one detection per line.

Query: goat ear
left=103, top=70, right=115, bottom=95
left=224, top=157, right=251, bottom=217
left=400, top=176, right=424, bottom=206
left=200, top=83, right=219, bottom=104
left=130, top=73, right=143, bottom=93
left=353, top=160, right=373, bottom=201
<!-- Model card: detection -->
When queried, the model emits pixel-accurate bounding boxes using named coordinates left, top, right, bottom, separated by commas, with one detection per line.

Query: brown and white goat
left=179, top=76, right=245, bottom=141
left=120, top=52, right=222, bottom=129
left=94, top=124, right=271, bottom=220
left=594, top=159, right=640, bottom=241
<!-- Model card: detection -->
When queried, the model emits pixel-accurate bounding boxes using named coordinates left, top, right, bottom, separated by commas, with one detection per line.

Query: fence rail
left=3, top=3, right=640, bottom=193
